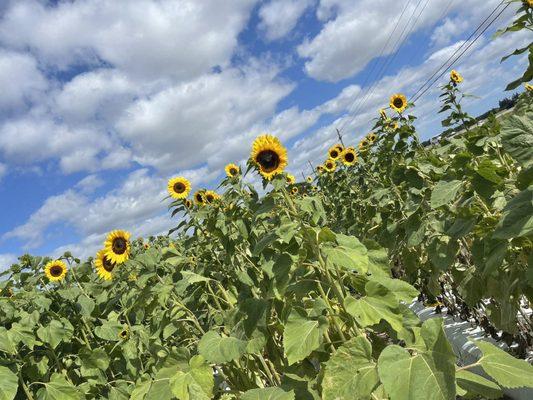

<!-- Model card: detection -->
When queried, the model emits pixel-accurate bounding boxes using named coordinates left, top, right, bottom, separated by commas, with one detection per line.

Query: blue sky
left=0, top=0, right=528, bottom=268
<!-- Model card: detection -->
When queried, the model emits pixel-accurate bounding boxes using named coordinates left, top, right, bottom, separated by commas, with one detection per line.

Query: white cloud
left=297, top=0, right=514, bottom=82
left=0, top=49, right=47, bottom=111
left=75, top=174, right=104, bottom=194
left=0, top=0, right=257, bottom=81
left=0, top=253, right=17, bottom=272
left=0, top=163, right=6, bottom=181
left=258, top=0, right=314, bottom=41
left=430, top=17, right=470, bottom=47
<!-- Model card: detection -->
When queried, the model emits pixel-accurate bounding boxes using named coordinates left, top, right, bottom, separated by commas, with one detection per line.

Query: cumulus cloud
left=258, top=0, right=314, bottom=41
left=0, top=253, right=17, bottom=272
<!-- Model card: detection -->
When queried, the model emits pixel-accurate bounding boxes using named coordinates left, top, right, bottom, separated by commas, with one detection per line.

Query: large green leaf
left=0, top=328, right=17, bottom=355
left=322, top=336, right=379, bottom=400
left=283, top=308, right=328, bottom=365
left=377, top=319, right=456, bottom=400
left=322, top=234, right=369, bottom=274
left=455, top=370, right=502, bottom=399
left=493, top=186, right=533, bottom=239
left=430, top=180, right=462, bottom=209
left=475, top=340, right=533, bottom=388
left=94, top=319, right=124, bottom=342
left=37, top=319, right=73, bottom=349
left=197, top=331, right=247, bottom=364
left=0, top=366, right=18, bottom=400
left=169, top=355, right=213, bottom=400
left=500, top=112, right=533, bottom=168
left=37, top=373, right=83, bottom=400
left=241, top=387, right=295, bottom=400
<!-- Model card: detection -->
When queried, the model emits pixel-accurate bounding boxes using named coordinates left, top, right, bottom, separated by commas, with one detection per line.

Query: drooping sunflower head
left=379, top=108, right=387, bottom=120
left=44, top=260, right=68, bottom=282
left=359, top=138, right=369, bottom=151
left=525, top=82, right=533, bottom=92
left=225, top=163, right=240, bottom=178
left=341, top=147, right=357, bottom=166
left=104, top=230, right=131, bottom=265
left=194, top=190, right=205, bottom=205
left=390, top=93, right=407, bottom=113
left=328, top=145, right=343, bottom=160
left=167, top=177, right=191, bottom=200
left=291, top=186, right=299, bottom=195
left=94, top=249, right=117, bottom=281
left=324, top=159, right=336, bottom=172
left=286, top=174, right=296, bottom=185
left=450, top=70, right=463, bottom=84
left=250, top=134, right=288, bottom=179
left=204, top=190, right=220, bottom=204
left=368, top=132, right=377, bottom=143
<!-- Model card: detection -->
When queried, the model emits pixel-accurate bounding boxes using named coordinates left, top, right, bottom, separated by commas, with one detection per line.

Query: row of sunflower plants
left=2, top=128, right=533, bottom=399
left=312, top=72, right=533, bottom=351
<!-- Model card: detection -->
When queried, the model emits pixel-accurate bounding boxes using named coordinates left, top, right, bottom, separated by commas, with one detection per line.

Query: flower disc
left=44, top=260, right=68, bottom=282
left=94, top=249, right=117, bottom=281
left=390, top=93, right=407, bottom=113
left=167, top=177, right=191, bottom=200
left=250, top=135, right=288, bottom=179
left=104, top=230, right=131, bottom=265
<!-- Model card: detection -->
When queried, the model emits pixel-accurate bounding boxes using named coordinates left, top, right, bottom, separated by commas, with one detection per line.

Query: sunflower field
left=1, top=3, right=533, bottom=400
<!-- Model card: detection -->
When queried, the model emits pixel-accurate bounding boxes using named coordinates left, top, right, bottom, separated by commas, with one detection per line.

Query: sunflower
left=184, top=199, right=192, bottom=208
left=316, top=165, right=324, bottom=174
left=194, top=191, right=206, bottom=205
left=526, top=83, right=533, bottom=92
left=119, top=327, right=130, bottom=340
left=167, top=177, right=191, bottom=200
left=528, top=0, right=533, bottom=7
left=450, top=70, right=463, bottom=84
left=204, top=190, right=220, bottom=204
left=368, top=132, right=377, bottom=143
left=225, top=163, right=240, bottom=178
left=286, top=174, right=296, bottom=185
left=359, top=138, right=369, bottom=151
left=341, top=147, right=357, bottom=166
left=379, top=108, right=387, bottom=119
left=390, top=94, right=407, bottom=113
left=44, top=260, right=68, bottom=282
left=328, top=145, right=342, bottom=160
left=94, top=249, right=117, bottom=281
left=291, top=186, right=299, bottom=195
left=324, top=159, right=336, bottom=172
left=104, top=230, right=131, bottom=265
left=306, top=176, right=313, bottom=183
left=250, top=134, right=288, bottom=179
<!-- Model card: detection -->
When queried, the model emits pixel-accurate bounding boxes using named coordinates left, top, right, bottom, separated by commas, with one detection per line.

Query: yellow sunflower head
left=367, top=132, right=377, bottom=143
left=359, top=138, right=370, bottom=151
left=328, top=145, right=342, bottom=160
left=286, top=174, right=296, bottom=185
left=94, top=249, right=117, bottom=281
left=306, top=176, right=313, bottom=183
left=204, top=190, right=220, bottom=204
left=450, top=70, right=463, bottom=84
left=250, top=134, right=288, bottom=180
left=316, top=165, right=324, bottom=174
left=104, top=230, right=131, bottom=265
left=44, top=260, right=68, bottom=282
left=167, top=177, right=191, bottom=200
left=528, top=0, right=533, bottom=7
left=225, top=163, right=240, bottom=178
left=193, top=191, right=205, bottom=205
left=324, top=159, right=336, bottom=172
left=379, top=108, right=387, bottom=119
left=390, top=93, right=407, bottom=113
left=525, top=82, right=533, bottom=92
left=341, top=147, right=357, bottom=166
left=291, top=186, right=299, bottom=195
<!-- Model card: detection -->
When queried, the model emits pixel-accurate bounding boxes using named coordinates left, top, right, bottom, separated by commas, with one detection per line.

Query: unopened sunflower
left=368, top=132, right=377, bottom=143
left=286, top=174, right=296, bottom=185
left=379, top=109, right=387, bottom=119
left=44, top=260, right=68, bottom=282
left=204, top=190, right=220, bottom=204
left=450, top=70, right=463, bottom=84
left=194, top=191, right=205, bottom=205
left=390, top=94, right=407, bottom=113
left=104, top=230, right=131, bottom=265
left=250, top=134, right=288, bottom=179
left=324, top=159, right=336, bottom=172
left=359, top=138, right=369, bottom=151
left=167, top=177, right=191, bottom=200
left=341, top=147, right=357, bottom=166
left=225, top=163, right=240, bottom=178
left=94, top=249, right=117, bottom=281
left=328, top=145, right=342, bottom=160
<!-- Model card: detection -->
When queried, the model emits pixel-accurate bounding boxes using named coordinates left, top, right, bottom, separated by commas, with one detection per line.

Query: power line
left=409, top=0, right=508, bottom=103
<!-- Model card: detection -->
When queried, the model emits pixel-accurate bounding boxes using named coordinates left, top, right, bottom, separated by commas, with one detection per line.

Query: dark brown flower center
left=230, top=168, right=238, bottom=176
left=112, top=237, right=127, bottom=255
left=344, top=152, right=355, bottom=162
left=330, top=150, right=338, bottom=158
left=120, top=330, right=128, bottom=338
left=393, top=97, right=404, bottom=108
left=103, top=256, right=115, bottom=272
left=195, top=193, right=203, bottom=202
left=50, top=265, right=63, bottom=277
left=173, top=182, right=186, bottom=193
left=206, top=194, right=214, bottom=202
left=256, top=150, right=280, bottom=172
